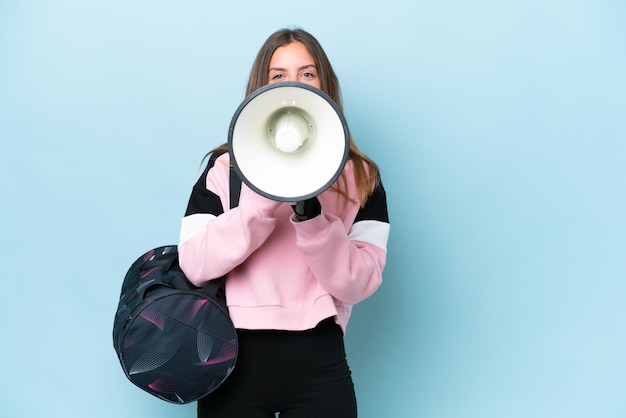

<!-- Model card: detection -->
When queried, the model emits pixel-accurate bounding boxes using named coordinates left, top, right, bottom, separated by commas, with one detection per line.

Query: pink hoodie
left=178, top=153, right=389, bottom=334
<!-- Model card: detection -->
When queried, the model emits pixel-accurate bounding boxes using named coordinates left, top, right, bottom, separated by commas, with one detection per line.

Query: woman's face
left=267, top=41, right=321, bottom=89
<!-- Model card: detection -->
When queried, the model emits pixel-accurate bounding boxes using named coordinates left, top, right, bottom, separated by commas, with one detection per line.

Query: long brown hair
left=208, top=28, right=380, bottom=207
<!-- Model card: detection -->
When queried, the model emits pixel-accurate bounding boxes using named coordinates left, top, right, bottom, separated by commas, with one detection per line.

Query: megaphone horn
left=228, top=81, right=350, bottom=202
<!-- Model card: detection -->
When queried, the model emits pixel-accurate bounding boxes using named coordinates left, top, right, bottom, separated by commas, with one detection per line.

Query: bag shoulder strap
left=199, top=149, right=241, bottom=305
left=207, top=148, right=241, bottom=209
left=229, top=160, right=242, bottom=209
left=161, top=150, right=241, bottom=305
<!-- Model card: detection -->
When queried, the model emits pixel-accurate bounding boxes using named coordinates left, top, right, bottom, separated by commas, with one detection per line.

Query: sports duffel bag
left=112, top=245, right=238, bottom=404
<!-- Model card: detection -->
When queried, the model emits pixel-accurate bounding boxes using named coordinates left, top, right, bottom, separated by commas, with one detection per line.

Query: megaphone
left=228, top=81, right=350, bottom=202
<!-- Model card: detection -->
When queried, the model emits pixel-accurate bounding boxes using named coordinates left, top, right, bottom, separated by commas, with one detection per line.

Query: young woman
left=178, top=27, right=390, bottom=418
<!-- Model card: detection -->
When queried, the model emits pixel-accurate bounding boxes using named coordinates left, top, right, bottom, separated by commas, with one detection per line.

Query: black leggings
left=197, top=318, right=357, bottom=418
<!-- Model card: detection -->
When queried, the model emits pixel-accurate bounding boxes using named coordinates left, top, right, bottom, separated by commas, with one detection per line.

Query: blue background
left=1, top=1, right=625, bottom=417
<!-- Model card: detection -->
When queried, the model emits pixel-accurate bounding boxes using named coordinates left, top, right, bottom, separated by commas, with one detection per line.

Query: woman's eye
left=302, top=72, right=315, bottom=78
left=272, top=74, right=285, bottom=80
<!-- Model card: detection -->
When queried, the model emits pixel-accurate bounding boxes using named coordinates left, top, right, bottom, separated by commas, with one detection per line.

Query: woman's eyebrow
left=299, top=64, right=317, bottom=71
left=269, top=64, right=317, bottom=72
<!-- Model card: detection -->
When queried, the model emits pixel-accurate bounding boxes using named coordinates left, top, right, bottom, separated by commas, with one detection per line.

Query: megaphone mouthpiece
left=270, top=109, right=312, bottom=153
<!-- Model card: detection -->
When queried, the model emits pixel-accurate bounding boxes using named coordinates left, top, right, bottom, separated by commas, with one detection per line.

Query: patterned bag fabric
left=112, top=245, right=238, bottom=404
left=113, top=151, right=241, bottom=403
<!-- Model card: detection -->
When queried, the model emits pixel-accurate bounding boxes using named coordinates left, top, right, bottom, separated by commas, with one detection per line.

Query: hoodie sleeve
left=294, top=183, right=390, bottom=305
left=178, top=153, right=282, bottom=287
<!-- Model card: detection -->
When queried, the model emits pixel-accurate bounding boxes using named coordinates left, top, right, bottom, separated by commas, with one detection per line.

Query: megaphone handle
left=291, top=197, right=321, bottom=222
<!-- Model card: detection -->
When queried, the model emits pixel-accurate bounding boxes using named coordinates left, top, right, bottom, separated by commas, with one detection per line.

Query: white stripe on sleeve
left=348, top=220, right=390, bottom=252
left=179, top=213, right=216, bottom=246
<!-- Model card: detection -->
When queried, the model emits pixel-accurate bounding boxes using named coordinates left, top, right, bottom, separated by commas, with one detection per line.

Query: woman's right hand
left=239, top=183, right=283, bottom=218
